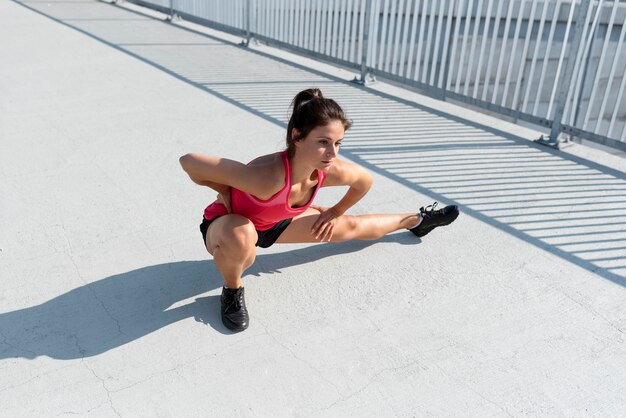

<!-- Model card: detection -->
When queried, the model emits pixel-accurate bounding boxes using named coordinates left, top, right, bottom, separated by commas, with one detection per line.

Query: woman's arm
left=179, top=153, right=273, bottom=196
left=310, top=159, right=373, bottom=241
left=323, top=159, right=373, bottom=215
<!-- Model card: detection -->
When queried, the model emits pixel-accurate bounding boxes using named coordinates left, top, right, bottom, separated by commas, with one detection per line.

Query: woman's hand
left=216, top=188, right=232, bottom=213
left=310, top=205, right=340, bottom=242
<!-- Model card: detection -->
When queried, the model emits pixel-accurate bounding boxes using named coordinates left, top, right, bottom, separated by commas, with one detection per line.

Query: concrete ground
left=1, top=0, right=625, bottom=416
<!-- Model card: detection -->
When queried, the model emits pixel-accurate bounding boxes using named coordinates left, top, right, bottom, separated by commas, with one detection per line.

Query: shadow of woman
left=0, top=234, right=415, bottom=360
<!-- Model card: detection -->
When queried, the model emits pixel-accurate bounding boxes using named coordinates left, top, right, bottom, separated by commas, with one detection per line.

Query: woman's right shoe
left=409, top=202, right=459, bottom=237
left=220, top=286, right=249, bottom=332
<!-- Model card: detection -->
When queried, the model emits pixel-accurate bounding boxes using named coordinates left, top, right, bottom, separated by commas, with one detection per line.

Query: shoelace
left=224, top=288, right=244, bottom=311
left=420, top=201, right=439, bottom=217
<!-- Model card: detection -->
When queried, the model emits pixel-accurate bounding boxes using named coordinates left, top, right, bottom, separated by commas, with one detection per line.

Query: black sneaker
left=409, top=202, right=459, bottom=238
left=220, top=286, right=249, bottom=332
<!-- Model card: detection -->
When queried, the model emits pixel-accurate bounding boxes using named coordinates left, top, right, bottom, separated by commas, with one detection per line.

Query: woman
left=180, top=88, right=459, bottom=332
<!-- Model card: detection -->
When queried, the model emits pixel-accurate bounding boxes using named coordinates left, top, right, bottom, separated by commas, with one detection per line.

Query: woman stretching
left=180, top=88, right=459, bottom=332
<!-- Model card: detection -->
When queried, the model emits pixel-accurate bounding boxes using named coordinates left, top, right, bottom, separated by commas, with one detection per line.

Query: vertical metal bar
left=367, top=0, right=381, bottom=68
left=330, top=0, right=338, bottom=55
left=350, top=0, right=361, bottom=62
left=388, top=0, right=404, bottom=74
left=280, top=0, right=286, bottom=42
left=521, top=0, right=549, bottom=113
left=293, top=0, right=298, bottom=44
left=357, top=0, right=374, bottom=81
left=383, top=0, right=399, bottom=73
left=511, top=0, right=539, bottom=110
left=314, top=0, right=322, bottom=52
left=325, top=0, right=333, bottom=56
left=548, top=0, right=592, bottom=144
left=245, top=0, right=251, bottom=44
left=473, top=0, right=493, bottom=98
left=331, top=0, right=342, bottom=58
left=565, top=0, right=602, bottom=126
left=421, top=0, right=436, bottom=83
left=397, top=0, right=413, bottom=77
left=414, top=0, right=430, bottom=80
left=343, top=0, right=353, bottom=61
left=453, top=0, right=472, bottom=92
left=439, top=0, right=457, bottom=89
left=320, top=0, right=328, bottom=54
left=287, top=0, right=294, bottom=44
left=501, top=0, right=526, bottom=107
left=291, top=0, right=297, bottom=44
left=429, top=0, right=446, bottom=86
left=582, top=1, right=618, bottom=132
left=297, top=0, right=305, bottom=47
left=447, top=0, right=465, bottom=90
left=282, top=0, right=288, bottom=42
left=405, top=0, right=421, bottom=79
left=304, top=0, right=311, bottom=49
left=463, top=0, right=482, bottom=95
left=532, top=0, right=562, bottom=115
left=267, top=0, right=272, bottom=38
left=547, top=0, right=576, bottom=118
left=377, top=0, right=390, bottom=70
left=606, top=12, right=626, bottom=138
left=492, top=0, right=514, bottom=103
left=275, top=0, right=281, bottom=40
left=338, top=0, right=348, bottom=59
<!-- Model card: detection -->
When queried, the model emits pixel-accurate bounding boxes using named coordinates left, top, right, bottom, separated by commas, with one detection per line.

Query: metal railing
left=127, top=0, right=626, bottom=151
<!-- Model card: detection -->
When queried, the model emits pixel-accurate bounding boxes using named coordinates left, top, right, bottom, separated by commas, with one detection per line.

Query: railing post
left=536, top=0, right=591, bottom=149
left=353, top=0, right=376, bottom=85
left=240, top=0, right=255, bottom=47
left=166, top=0, right=179, bottom=22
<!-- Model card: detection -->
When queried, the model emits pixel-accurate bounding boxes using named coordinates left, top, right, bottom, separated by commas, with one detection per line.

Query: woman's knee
left=208, top=215, right=258, bottom=254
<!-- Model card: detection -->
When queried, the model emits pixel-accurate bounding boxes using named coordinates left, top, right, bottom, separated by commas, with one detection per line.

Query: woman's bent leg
left=277, top=208, right=420, bottom=243
left=205, top=215, right=258, bottom=289
left=205, top=215, right=257, bottom=332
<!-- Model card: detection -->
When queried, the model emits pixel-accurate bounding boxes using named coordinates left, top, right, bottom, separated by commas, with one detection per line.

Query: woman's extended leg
left=204, top=214, right=258, bottom=332
left=277, top=208, right=420, bottom=243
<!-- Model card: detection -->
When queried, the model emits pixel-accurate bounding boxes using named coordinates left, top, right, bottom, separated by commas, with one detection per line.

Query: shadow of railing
left=13, top=0, right=626, bottom=291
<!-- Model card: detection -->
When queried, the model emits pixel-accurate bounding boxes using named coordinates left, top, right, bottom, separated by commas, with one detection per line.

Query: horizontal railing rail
left=125, top=0, right=626, bottom=152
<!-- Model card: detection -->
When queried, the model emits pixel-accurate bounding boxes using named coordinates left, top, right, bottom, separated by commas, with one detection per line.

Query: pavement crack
left=63, top=243, right=127, bottom=339
left=257, top=319, right=342, bottom=395
left=309, top=358, right=423, bottom=417
left=432, top=363, right=514, bottom=417
left=68, top=333, right=121, bottom=416
left=81, top=359, right=121, bottom=418
left=0, top=328, right=37, bottom=358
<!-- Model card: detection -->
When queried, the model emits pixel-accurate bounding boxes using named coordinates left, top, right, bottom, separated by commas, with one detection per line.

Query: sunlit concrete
left=1, top=1, right=625, bottom=416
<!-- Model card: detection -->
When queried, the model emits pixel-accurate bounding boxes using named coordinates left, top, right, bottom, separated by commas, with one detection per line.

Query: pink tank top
left=203, top=151, right=327, bottom=231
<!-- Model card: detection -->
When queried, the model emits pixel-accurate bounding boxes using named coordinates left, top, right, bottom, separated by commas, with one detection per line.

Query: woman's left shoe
left=409, top=202, right=459, bottom=237
left=220, top=286, right=249, bottom=332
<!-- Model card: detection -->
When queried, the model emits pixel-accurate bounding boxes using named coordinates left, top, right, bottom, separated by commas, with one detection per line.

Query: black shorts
left=200, top=216, right=292, bottom=249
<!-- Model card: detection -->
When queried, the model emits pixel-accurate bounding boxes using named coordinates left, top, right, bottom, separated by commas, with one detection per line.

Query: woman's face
left=294, top=120, right=345, bottom=171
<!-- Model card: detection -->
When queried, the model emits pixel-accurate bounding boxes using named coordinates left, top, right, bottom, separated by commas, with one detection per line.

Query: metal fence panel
left=129, top=0, right=626, bottom=151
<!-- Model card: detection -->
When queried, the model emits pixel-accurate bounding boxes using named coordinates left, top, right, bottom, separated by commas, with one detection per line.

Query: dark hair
left=286, top=88, right=352, bottom=158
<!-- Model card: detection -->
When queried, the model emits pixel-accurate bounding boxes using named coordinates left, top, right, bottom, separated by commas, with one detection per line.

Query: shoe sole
left=222, top=317, right=249, bottom=332
left=414, top=207, right=459, bottom=238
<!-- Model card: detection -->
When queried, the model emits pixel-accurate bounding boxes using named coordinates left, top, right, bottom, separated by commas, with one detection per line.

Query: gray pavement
left=1, top=0, right=625, bottom=416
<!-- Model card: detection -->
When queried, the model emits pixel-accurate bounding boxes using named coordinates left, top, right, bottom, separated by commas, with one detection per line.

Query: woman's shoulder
left=248, top=152, right=283, bottom=168
left=245, top=152, right=287, bottom=196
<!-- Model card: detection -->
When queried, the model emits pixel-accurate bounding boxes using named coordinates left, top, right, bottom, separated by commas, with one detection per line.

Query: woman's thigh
left=276, top=208, right=358, bottom=244
left=205, top=214, right=258, bottom=255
